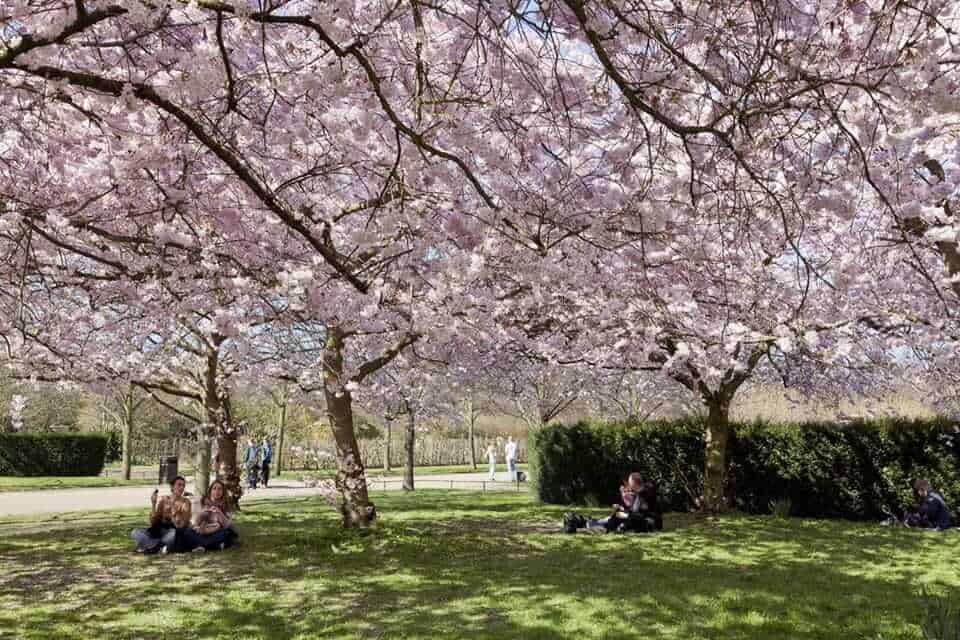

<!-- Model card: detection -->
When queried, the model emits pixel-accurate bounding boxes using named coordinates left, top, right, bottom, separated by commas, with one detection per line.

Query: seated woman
left=183, top=479, right=239, bottom=552
left=130, top=475, right=191, bottom=554
left=905, top=478, right=952, bottom=530
left=563, top=472, right=663, bottom=534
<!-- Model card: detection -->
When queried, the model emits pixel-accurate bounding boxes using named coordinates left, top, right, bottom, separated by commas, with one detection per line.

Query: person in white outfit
left=505, top=436, right=518, bottom=482
left=485, top=442, right=497, bottom=481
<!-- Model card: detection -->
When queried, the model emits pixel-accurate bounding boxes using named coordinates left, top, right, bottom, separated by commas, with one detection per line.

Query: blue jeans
left=177, top=527, right=238, bottom=552
left=131, top=525, right=175, bottom=551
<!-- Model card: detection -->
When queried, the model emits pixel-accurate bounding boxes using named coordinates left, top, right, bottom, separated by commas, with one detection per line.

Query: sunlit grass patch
left=0, top=491, right=956, bottom=639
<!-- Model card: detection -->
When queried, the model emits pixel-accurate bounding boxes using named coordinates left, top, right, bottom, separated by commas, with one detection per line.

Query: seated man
left=905, top=478, right=952, bottom=530
left=563, top=472, right=663, bottom=534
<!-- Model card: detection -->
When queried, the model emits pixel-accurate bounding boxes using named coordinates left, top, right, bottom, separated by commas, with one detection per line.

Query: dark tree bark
left=383, top=412, right=393, bottom=472
left=117, top=387, right=142, bottom=482
left=702, top=393, right=731, bottom=513
left=403, top=399, right=415, bottom=491
left=202, top=337, right=241, bottom=509
left=273, top=386, right=288, bottom=475
left=322, top=327, right=375, bottom=528
left=466, top=398, right=477, bottom=470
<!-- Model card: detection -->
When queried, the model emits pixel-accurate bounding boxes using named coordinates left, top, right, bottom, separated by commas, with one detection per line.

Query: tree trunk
left=120, top=418, right=132, bottom=481
left=195, top=434, right=212, bottom=496
left=203, top=339, right=241, bottom=509
left=120, top=395, right=133, bottom=481
left=467, top=399, right=477, bottom=470
left=383, top=413, right=392, bottom=472
left=215, top=431, right=240, bottom=508
left=323, top=327, right=374, bottom=528
left=403, top=401, right=415, bottom=491
left=703, top=395, right=731, bottom=513
left=276, top=392, right=287, bottom=475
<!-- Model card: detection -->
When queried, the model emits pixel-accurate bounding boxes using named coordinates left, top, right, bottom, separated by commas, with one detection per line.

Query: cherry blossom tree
left=4, top=0, right=960, bottom=518
left=455, top=0, right=960, bottom=510
left=0, top=277, right=259, bottom=505
left=584, top=370, right=697, bottom=422
left=0, top=0, right=495, bottom=526
left=481, top=355, right=585, bottom=428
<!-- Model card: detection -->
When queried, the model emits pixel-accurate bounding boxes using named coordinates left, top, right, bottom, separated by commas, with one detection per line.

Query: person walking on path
left=243, top=438, right=260, bottom=489
left=485, top=442, right=497, bottom=481
left=505, top=436, right=518, bottom=482
left=261, top=438, right=273, bottom=488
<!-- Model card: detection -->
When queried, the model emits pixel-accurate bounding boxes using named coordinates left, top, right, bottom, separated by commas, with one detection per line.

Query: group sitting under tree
left=130, top=476, right=239, bottom=554
left=563, top=472, right=663, bottom=534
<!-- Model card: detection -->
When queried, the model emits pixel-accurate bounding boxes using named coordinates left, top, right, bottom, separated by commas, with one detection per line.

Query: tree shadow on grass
left=0, top=492, right=956, bottom=639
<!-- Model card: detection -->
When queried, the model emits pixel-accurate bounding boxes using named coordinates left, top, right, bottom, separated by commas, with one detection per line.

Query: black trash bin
left=158, top=456, right=179, bottom=485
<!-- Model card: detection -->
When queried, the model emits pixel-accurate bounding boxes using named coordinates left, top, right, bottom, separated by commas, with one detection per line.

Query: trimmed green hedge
left=529, top=417, right=960, bottom=519
left=0, top=433, right=109, bottom=477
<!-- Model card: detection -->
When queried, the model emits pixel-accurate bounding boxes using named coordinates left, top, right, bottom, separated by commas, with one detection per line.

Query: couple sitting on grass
left=130, top=476, right=239, bottom=554
left=563, top=471, right=663, bottom=534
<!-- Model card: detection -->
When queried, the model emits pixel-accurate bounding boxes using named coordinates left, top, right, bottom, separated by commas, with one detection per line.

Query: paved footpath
left=0, top=472, right=522, bottom=517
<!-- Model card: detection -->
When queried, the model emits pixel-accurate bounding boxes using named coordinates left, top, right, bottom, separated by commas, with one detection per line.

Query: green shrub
left=769, top=498, right=793, bottom=519
left=530, top=419, right=704, bottom=512
left=531, top=417, right=960, bottom=520
left=0, top=433, right=109, bottom=476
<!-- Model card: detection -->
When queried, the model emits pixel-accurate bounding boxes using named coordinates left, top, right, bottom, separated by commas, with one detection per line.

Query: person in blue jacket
left=243, top=438, right=260, bottom=489
left=906, top=479, right=952, bottom=529
left=261, top=438, right=273, bottom=488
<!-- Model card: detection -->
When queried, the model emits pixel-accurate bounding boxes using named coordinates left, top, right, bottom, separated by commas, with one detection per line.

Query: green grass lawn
left=0, top=475, right=159, bottom=492
left=0, top=491, right=956, bottom=639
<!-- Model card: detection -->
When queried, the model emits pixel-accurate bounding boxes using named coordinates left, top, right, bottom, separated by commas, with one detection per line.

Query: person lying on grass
left=563, top=472, right=663, bottom=534
left=904, top=478, right=952, bottom=530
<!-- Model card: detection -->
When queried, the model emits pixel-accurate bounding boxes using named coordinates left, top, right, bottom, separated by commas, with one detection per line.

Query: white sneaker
left=192, top=546, right=206, bottom=553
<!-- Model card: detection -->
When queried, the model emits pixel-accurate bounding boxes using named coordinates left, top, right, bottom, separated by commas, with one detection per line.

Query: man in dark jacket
left=906, top=479, right=952, bottom=529
left=620, top=479, right=663, bottom=533
left=243, top=438, right=260, bottom=489
left=260, top=438, right=273, bottom=488
left=563, top=473, right=663, bottom=534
